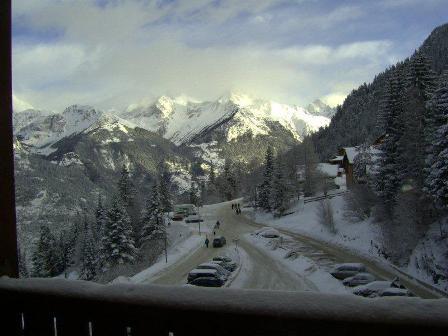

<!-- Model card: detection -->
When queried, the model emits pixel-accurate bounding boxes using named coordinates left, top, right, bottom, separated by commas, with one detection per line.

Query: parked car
left=185, top=214, right=204, bottom=223
left=213, top=256, right=233, bottom=263
left=379, top=287, right=414, bottom=297
left=253, top=227, right=273, bottom=236
left=213, top=236, right=226, bottom=247
left=187, top=269, right=223, bottom=283
left=212, top=258, right=237, bottom=272
left=189, top=277, right=225, bottom=287
left=172, top=212, right=184, bottom=221
left=342, top=273, right=376, bottom=287
left=330, top=263, right=367, bottom=280
left=261, top=228, right=280, bottom=238
left=196, top=263, right=230, bottom=279
left=352, top=281, right=397, bottom=298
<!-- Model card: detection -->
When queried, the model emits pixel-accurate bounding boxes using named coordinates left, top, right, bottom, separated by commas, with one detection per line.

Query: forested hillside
left=312, top=23, right=448, bottom=160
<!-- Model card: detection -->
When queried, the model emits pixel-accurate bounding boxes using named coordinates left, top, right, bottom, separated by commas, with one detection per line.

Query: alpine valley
left=13, top=92, right=332, bottom=256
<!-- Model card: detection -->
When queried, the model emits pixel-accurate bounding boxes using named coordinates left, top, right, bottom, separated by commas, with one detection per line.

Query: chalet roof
left=342, top=147, right=359, bottom=164
left=329, top=156, right=344, bottom=162
left=317, top=163, right=339, bottom=177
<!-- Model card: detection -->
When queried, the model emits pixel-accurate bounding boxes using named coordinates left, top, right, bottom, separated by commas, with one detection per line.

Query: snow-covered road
left=136, top=201, right=443, bottom=297
left=142, top=201, right=314, bottom=291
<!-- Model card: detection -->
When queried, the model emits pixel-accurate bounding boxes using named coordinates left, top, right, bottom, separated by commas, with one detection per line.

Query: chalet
left=339, top=147, right=359, bottom=186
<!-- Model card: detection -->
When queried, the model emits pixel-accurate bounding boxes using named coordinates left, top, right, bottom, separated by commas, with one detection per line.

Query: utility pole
left=162, top=213, right=168, bottom=263
left=197, top=207, right=201, bottom=236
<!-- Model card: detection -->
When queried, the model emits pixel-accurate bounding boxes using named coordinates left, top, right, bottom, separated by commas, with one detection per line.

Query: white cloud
left=12, top=1, right=399, bottom=111
left=321, top=93, right=347, bottom=108
left=13, top=95, right=34, bottom=112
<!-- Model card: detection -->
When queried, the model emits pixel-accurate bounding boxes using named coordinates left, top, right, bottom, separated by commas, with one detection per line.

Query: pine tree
left=425, top=72, right=448, bottom=208
left=374, top=68, right=405, bottom=216
left=303, top=137, right=319, bottom=197
left=158, top=162, right=173, bottom=212
left=32, top=226, right=59, bottom=277
left=257, top=146, right=274, bottom=211
left=140, top=184, right=163, bottom=244
left=219, top=159, right=237, bottom=201
left=406, top=52, right=436, bottom=102
left=79, top=217, right=98, bottom=281
left=55, top=229, right=74, bottom=277
left=189, top=181, right=199, bottom=206
left=95, top=196, right=108, bottom=239
left=101, top=197, right=137, bottom=268
left=209, top=163, right=216, bottom=185
left=18, top=248, right=28, bottom=278
left=118, top=165, right=135, bottom=208
left=272, top=160, right=289, bottom=216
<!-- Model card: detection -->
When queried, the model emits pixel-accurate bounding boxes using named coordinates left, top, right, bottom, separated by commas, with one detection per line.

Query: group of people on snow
left=232, top=203, right=242, bottom=215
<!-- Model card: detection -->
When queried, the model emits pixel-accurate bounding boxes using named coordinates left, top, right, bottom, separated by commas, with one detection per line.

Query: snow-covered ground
left=245, top=232, right=349, bottom=294
left=121, top=204, right=219, bottom=284
left=245, top=195, right=447, bottom=294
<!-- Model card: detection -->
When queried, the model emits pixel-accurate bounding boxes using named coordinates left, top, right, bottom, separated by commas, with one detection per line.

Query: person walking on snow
left=216, top=220, right=220, bottom=229
left=205, top=237, right=209, bottom=248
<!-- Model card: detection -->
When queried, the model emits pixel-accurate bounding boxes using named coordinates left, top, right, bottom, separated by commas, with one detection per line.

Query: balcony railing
left=1, top=277, right=448, bottom=336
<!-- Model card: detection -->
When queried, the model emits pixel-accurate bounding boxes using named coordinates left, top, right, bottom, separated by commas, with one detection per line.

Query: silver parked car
left=330, top=263, right=367, bottom=280
left=342, top=272, right=375, bottom=287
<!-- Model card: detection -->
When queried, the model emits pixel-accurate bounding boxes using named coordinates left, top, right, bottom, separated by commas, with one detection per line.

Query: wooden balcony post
left=0, top=0, right=19, bottom=278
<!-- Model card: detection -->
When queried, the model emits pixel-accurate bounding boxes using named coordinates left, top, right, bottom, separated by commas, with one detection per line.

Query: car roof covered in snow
left=355, top=281, right=391, bottom=291
left=189, top=269, right=218, bottom=275
left=333, top=263, right=366, bottom=270
left=198, top=263, right=223, bottom=268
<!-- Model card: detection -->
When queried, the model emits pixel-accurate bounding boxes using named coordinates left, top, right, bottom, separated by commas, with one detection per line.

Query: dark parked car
left=189, top=277, right=225, bottom=287
left=213, top=236, right=226, bottom=247
left=187, top=269, right=222, bottom=283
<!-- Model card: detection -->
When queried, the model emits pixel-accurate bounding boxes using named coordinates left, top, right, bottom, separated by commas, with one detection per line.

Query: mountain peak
left=306, top=99, right=336, bottom=118
left=217, top=91, right=255, bottom=107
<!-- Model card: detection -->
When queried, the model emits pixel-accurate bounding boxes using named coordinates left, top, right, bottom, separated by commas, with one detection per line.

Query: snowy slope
left=14, top=105, right=139, bottom=155
left=122, top=92, right=331, bottom=145
left=306, top=99, right=336, bottom=118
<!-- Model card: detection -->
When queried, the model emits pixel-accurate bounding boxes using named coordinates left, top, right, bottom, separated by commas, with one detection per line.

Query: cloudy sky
left=12, top=0, right=448, bottom=111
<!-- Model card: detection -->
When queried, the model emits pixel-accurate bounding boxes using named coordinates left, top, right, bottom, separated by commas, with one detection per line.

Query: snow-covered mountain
left=306, top=99, right=336, bottom=118
left=121, top=92, right=331, bottom=145
left=15, top=105, right=139, bottom=155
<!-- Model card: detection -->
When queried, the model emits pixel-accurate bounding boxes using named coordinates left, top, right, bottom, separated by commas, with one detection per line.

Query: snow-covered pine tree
left=80, top=218, right=98, bottom=281
left=158, top=162, right=173, bottom=212
left=401, top=52, right=437, bottom=190
left=189, top=181, right=199, bottom=206
left=303, top=137, right=319, bottom=197
left=257, top=146, right=274, bottom=211
left=374, top=67, right=405, bottom=216
left=353, top=144, right=372, bottom=184
left=406, top=52, right=436, bottom=103
left=118, top=165, right=135, bottom=208
left=18, top=248, right=28, bottom=278
left=100, top=197, right=137, bottom=268
left=140, top=184, right=163, bottom=244
left=271, top=160, right=289, bottom=216
left=425, top=72, right=448, bottom=209
left=32, top=226, right=59, bottom=277
left=95, top=196, right=108, bottom=239
left=209, top=163, right=216, bottom=185
left=54, top=229, right=74, bottom=277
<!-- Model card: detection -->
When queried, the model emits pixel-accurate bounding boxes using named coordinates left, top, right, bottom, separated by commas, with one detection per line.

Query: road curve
left=149, top=201, right=315, bottom=291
